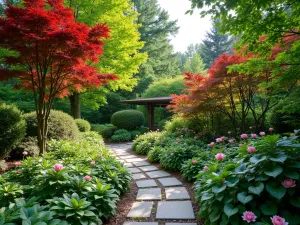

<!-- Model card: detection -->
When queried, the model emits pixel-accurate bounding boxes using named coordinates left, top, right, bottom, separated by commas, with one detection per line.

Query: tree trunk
left=70, top=92, right=81, bottom=119
left=36, top=111, right=48, bottom=155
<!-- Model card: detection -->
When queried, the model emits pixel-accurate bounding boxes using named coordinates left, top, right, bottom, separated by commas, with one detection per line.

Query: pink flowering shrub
left=195, top=134, right=300, bottom=224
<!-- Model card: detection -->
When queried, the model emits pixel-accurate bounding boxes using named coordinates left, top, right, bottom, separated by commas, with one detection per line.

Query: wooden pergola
left=121, top=97, right=173, bottom=130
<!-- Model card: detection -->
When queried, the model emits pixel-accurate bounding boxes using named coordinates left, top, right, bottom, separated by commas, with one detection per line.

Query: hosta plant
left=132, top=131, right=163, bottom=155
left=195, top=134, right=300, bottom=225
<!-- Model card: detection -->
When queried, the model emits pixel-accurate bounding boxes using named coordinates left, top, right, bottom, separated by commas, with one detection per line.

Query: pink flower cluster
left=90, top=161, right=95, bottom=167
left=271, top=216, right=288, bottom=225
left=85, top=175, right=91, bottom=181
left=260, top=131, right=265, bottom=136
left=228, top=139, right=234, bottom=143
left=241, top=133, right=248, bottom=139
left=23, top=151, right=28, bottom=155
left=247, top=146, right=256, bottom=153
left=192, top=159, right=197, bottom=164
left=208, top=142, right=214, bottom=147
left=242, top=213, right=289, bottom=225
left=215, top=153, right=225, bottom=161
left=203, top=166, right=209, bottom=171
left=251, top=133, right=257, bottom=138
left=282, top=178, right=296, bottom=188
left=54, top=163, right=64, bottom=172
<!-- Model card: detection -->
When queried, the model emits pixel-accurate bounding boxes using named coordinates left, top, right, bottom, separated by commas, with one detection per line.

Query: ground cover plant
left=0, top=132, right=131, bottom=225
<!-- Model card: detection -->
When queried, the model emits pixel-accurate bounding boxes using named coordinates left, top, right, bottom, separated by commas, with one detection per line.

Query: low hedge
left=111, top=110, right=145, bottom=130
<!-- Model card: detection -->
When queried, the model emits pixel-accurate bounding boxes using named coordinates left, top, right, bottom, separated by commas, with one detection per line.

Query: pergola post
left=147, top=103, right=155, bottom=130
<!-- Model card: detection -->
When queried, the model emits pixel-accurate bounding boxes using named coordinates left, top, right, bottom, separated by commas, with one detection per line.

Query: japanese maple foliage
left=0, top=0, right=118, bottom=153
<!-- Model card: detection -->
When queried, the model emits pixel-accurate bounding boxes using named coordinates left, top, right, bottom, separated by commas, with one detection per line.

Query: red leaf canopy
left=0, top=0, right=118, bottom=98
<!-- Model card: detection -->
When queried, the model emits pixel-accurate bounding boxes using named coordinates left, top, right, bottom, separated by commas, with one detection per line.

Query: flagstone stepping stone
left=124, top=223, right=158, bottom=225
left=126, top=158, right=145, bottom=163
left=165, top=223, right=197, bottom=225
left=119, top=155, right=137, bottom=159
left=165, top=187, right=190, bottom=200
left=133, top=161, right=151, bottom=167
left=115, top=152, right=130, bottom=156
left=128, top=167, right=141, bottom=174
left=139, top=165, right=159, bottom=172
left=136, top=188, right=161, bottom=200
left=132, top=173, right=147, bottom=180
left=146, top=170, right=171, bottom=179
left=124, top=163, right=134, bottom=168
left=156, top=201, right=195, bottom=219
left=136, top=179, right=158, bottom=188
left=127, top=202, right=153, bottom=218
left=118, top=159, right=126, bottom=163
left=158, top=177, right=182, bottom=187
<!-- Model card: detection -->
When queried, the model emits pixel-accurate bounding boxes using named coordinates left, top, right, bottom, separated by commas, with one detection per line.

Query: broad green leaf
left=290, top=197, right=300, bottom=208
left=209, top=210, right=221, bottom=223
left=270, top=154, right=287, bottom=163
left=235, top=164, right=247, bottom=173
left=237, top=192, right=253, bottom=204
left=226, top=177, right=239, bottom=187
left=264, top=165, right=283, bottom=178
left=212, top=184, right=226, bottom=193
left=289, top=162, right=300, bottom=169
left=284, top=171, right=299, bottom=179
left=248, top=182, right=264, bottom=195
left=266, top=182, right=286, bottom=200
left=260, top=203, right=277, bottom=215
left=224, top=204, right=238, bottom=217
left=250, top=155, right=267, bottom=164
left=201, top=193, right=214, bottom=201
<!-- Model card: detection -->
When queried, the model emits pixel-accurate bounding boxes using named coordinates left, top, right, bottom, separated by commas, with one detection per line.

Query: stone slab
left=124, top=223, right=158, bottom=225
left=136, top=188, right=161, bottom=200
left=115, top=152, right=130, bottom=156
left=156, top=201, right=195, bottom=219
left=165, top=224, right=197, bottom=225
left=136, top=179, right=158, bottom=188
left=128, top=167, right=141, bottom=174
left=165, top=187, right=190, bottom=200
left=127, top=202, right=153, bottom=218
left=132, top=173, right=147, bottom=180
left=118, top=159, right=126, bottom=163
left=124, top=163, right=134, bottom=168
left=158, top=177, right=182, bottom=187
left=139, top=165, right=159, bottom=172
left=146, top=170, right=171, bottom=179
left=119, top=155, right=137, bottom=159
left=126, top=158, right=145, bottom=163
left=133, top=161, right=151, bottom=167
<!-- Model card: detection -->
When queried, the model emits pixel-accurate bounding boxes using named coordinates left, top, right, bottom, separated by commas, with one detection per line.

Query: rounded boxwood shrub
left=147, top=146, right=162, bottom=163
left=0, top=103, right=26, bottom=159
left=111, top=129, right=132, bottom=142
left=128, top=130, right=141, bottom=139
left=24, top=110, right=79, bottom=141
left=75, top=119, right=91, bottom=132
left=111, top=110, right=145, bottom=130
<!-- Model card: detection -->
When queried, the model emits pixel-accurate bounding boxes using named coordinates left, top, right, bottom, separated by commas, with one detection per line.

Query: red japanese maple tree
left=0, top=0, right=118, bottom=153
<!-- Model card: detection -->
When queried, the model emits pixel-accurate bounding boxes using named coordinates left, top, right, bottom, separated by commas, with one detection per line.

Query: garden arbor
left=122, top=97, right=172, bottom=130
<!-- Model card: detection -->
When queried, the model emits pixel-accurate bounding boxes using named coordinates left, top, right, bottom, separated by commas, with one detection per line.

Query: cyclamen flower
left=90, top=161, right=95, bottom=167
left=208, top=142, right=215, bottom=147
left=247, top=146, right=256, bottom=153
left=251, top=133, right=257, bottom=138
left=54, top=163, right=64, bottom=172
left=241, top=134, right=248, bottom=139
left=242, top=211, right=257, bottom=223
left=282, top=179, right=296, bottom=188
left=192, top=160, right=197, bottom=164
left=215, top=153, right=225, bottom=161
left=216, top=138, right=222, bottom=143
left=84, top=176, right=91, bottom=181
left=259, top=131, right=266, bottom=136
left=203, top=166, right=209, bottom=171
left=270, top=216, right=288, bottom=225
left=23, top=151, right=28, bottom=155
left=228, top=139, right=234, bottom=143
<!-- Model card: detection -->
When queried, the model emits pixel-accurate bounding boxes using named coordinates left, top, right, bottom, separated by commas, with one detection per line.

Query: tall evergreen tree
left=183, top=53, right=207, bottom=74
left=199, top=20, right=234, bottom=68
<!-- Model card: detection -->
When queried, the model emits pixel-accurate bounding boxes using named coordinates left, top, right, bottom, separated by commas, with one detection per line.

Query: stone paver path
left=107, top=143, right=197, bottom=225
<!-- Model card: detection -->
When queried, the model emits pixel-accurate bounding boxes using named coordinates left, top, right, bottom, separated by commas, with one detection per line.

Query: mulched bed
left=104, top=146, right=203, bottom=225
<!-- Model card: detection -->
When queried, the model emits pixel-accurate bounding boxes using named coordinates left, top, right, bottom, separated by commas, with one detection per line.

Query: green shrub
left=158, top=119, right=168, bottom=130
left=111, top=129, right=132, bottom=142
left=111, top=110, right=145, bottom=130
left=147, top=146, right=162, bottom=163
left=91, top=123, right=114, bottom=133
left=0, top=103, right=26, bottom=159
left=195, top=134, right=300, bottom=225
left=10, top=137, right=39, bottom=160
left=24, top=110, right=79, bottom=141
left=128, top=130, right=141, bottom=139
left=132, top=132, right=162, bottom=155
left=75, top=119, right=91, bottom=132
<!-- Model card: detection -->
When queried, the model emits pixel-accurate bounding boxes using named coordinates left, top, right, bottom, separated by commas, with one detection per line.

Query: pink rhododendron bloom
left=84, top=175, right=91, bottom=181
left=259, top=131, right=266, bottom=136
left=216, top=138, right=222, bottom=143
left=270, top=216, right=288, bottom=225
left=170, top=152, right=174, bottom=156
left=251, top=133, right=257, bottom=138
left=290, top=133, right=295, bottom=137
left=203, top=166, right=209, bottom=171
left=242, top=211, right=257, bottom=223
left=23, top=151, right=28, bottom=155
left=247, top=146, right=256, bottom=153
left=208, top=142, right=215, bottom=147
left=241, top=134, right=248, bottom=139
left=221, top=136, right=226, bottom=140
left=192, top=159, right=197, bottom=164
left=15, top=162, right=22, bottom=166
left=228, top=139, right=234, bottom=143
left=90, top=161, right=95, bottom=167
left=282, top=179, right=296, bottom=188
left=215, top=153, right=225, bottom=161
left=54, top=163, right=64, bottom=172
